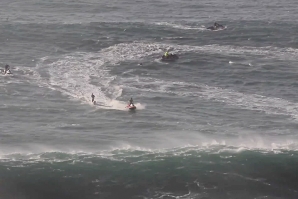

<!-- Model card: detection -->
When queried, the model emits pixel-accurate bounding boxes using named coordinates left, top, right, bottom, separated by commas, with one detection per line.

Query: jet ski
left=5, top=69, right=12, bottom=75
left=126, top=104, right=136, bottom=110
left=161, top=54, right=179, bottom=62
left=207, top=23, right=225, bottom=31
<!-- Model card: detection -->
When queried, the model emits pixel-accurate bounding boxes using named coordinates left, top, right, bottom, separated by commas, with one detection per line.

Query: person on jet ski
left=91, top=93, right=95, bottom=102
left=129, top=97, right=134, bottom=106
left=164, top=51, right=169, bottom=57
left=4, top=64, right=10, bottom=73
left=214, top=22, right=223, bottom=29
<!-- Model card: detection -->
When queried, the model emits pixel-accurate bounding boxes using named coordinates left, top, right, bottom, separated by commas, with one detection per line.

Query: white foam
left=104, top=41, right=298, bottom=61
left=0, top=136, right=297, bottom=164
left=38, top=53, right=122, bottom=110
left=121, top=75, right=298, bottom=120
left=201, top=85, right=298, bottom=119
left=34, top=41, right=298, bottom=111
left=154, top=22, right=206, bottom=31
left=36, top=42, right=168, bottom=109
left=134, top=102, right=146, bottom=110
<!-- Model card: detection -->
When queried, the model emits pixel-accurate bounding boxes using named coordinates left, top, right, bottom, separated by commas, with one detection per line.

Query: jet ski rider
left=164, top=51, right=169, bottom=57
left=4, top=64, right=10, bottom=74
left=129, top=97, right=134, bottom=106
left=214, top=22, right=223, bottom=29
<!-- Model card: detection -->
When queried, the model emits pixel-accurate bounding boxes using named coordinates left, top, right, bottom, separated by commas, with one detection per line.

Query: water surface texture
left=1, top=0, right=298, bottom=198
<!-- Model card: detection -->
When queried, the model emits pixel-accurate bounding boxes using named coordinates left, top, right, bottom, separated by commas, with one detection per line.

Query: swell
left=1, top=149, right=298, bottom=199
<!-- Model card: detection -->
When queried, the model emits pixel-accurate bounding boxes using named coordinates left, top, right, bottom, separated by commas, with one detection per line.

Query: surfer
left=91, top=93, right=95, bottom=102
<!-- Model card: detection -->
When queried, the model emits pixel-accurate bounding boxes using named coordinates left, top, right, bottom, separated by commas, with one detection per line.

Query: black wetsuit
left=91, top=94, right=95, bottom=102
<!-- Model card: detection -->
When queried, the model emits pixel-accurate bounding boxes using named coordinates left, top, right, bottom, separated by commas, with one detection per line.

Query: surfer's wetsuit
left=91, top=93, right=95, bottom=102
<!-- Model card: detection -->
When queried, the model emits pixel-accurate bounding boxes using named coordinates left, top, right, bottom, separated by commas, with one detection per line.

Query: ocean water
left=1, top=0, right=298, bottom=198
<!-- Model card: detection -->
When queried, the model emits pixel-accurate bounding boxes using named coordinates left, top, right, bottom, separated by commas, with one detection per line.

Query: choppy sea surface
left=1, top=0, right=298, bottom=198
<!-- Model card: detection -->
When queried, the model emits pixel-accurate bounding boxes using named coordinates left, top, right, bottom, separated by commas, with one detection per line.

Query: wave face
left=1, top=149, right=298, bottom=199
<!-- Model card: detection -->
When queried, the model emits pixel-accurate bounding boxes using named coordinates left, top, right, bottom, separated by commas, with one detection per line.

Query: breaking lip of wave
left=1, top=137, right=298, bottom=163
